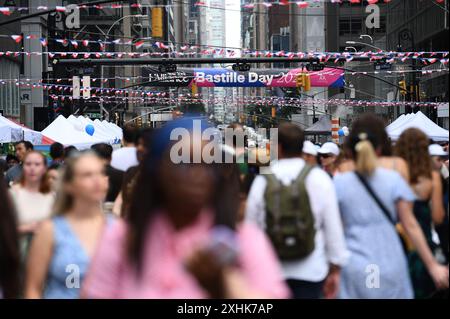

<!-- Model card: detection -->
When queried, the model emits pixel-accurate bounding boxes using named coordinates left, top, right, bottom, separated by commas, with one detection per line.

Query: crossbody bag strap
left=354, top=172, right=396, bottom=226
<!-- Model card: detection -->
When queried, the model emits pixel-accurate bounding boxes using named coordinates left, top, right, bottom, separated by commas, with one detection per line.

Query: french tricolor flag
left=155, top=42, right=168, bottom=49
left=11, top=35, right=23, bottom=43
left=134, top=40, right=145, bottom=49
left=0, top=7, right=12, bottom=16
left=40, top=38, right=48, bottom=47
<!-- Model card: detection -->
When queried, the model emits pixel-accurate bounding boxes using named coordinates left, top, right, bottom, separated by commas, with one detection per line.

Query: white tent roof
left=42, top=115, right=104, bottom=149
left=67, top=115, right=116, bottom=144
left=386, top=114, right=406, bottom=131
left=0, top=114, right=44, bottom=144
left=387, top=111, right=449, bottom=142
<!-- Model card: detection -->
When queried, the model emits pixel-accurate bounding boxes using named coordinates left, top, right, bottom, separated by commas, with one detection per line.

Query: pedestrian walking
left=246, top=123, right=349, bottom=299
left=4, top=141, right=34, bottom=186
left=24, top=152, right=112, bottom=299
left=395, top=128, right=448, bottom=298
left=0, top=181, right=20, bottom=299
left=83, top=118, right=289, bottom=299
left=334, top=114, right=448, bottom=298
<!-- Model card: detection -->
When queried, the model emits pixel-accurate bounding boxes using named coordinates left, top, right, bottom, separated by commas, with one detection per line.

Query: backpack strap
left=292, top=164, right=314, bottom=219
left=264, top=170, right=283, bottom=227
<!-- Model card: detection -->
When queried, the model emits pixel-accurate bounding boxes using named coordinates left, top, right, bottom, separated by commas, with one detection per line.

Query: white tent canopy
left=67, top=115, right=118, bottom=144
left=387, top=111, right=449, bottom=142
left=42, top=115, right=104, bottom=149
left=0, top=114, right=41, bottom=143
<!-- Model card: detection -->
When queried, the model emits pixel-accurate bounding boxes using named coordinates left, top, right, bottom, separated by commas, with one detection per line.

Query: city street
left=0, top=0, right=448, bottom=305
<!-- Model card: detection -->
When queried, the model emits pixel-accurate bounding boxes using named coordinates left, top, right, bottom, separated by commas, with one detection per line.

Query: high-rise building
left=385, top=0, right=449, bottom=127
left=0, top=2, right=22, bottom=121
left=325, top=1, right=389, bottom=123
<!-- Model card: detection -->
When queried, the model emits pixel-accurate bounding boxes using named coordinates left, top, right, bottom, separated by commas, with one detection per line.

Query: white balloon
left=73, top=122, right=84, bottom=131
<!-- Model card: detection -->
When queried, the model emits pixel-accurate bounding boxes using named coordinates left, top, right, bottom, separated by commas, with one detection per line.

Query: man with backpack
left=245, top=123, right=349, bottom=299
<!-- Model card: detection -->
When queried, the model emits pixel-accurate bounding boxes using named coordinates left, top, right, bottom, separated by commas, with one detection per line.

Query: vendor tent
left=41, top=115, right=104, bottom=149
left=0, top=114, right=52, bottom=144
left=387, top=111, right=449, bottom=142
left=305, top=115, right=332, bottom=135
left=67, top=115, right=115, bottom=144
left=0, top=115, right=25, bottom=143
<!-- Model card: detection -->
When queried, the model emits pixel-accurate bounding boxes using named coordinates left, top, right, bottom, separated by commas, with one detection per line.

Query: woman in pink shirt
left=83, top=118, right=289, bottom=299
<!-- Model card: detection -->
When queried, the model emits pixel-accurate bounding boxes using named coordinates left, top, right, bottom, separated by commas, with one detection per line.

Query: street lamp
left=345, top=46, right=357, bottom=52
left=346, top=41, right=384, bottom=52
left=359, top=34, right=374, bottom=43
left=100, top=14, right=148, bottom=119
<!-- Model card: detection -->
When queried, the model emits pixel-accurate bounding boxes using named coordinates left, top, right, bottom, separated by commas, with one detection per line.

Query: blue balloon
left=85, top=124, right=95, bottom=136
left=338, top=129, right=344, bottom=137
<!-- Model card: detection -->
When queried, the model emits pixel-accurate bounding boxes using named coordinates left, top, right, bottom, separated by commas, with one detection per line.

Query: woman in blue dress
left=24, top=152, right=114, bottom=299
left=334, top=114, right=448, bottom=299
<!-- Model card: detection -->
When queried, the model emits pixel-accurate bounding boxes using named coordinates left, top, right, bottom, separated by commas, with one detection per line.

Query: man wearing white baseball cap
left=318, top=142, right=340, bottom=177
left=302, top=141, right=319, bottom=166
left=429, top=144, right=449, bottom=180
left=428, top=144, right=449, bottom=264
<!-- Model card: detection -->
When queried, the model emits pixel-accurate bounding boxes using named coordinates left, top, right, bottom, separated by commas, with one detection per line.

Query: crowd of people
left=0, top=114, right=448, bottom=299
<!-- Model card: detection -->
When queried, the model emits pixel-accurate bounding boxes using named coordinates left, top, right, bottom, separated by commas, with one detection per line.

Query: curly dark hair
left=395, top=128, right=432, bottom=184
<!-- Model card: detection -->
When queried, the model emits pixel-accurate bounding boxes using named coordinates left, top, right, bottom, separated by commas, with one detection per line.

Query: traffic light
left=399, top=80, right=407, bottom=96
left=136, top=117, right=143, bottom=128
left=302, top=73, right=311, bottom=92
left=296, top=73, right=303, bottom=88
left=191, top=82, right=198, bottom=96
left=271, top=106, right=276, bottom=118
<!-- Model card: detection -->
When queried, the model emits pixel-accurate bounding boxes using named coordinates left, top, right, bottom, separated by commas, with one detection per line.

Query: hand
left=185, top=249, right=226, bottom=298
left=429, top=263, right=449, bottom=290
left=323, top=266, right=341, bottom=299
left=18, top=222, right=40, bottom=234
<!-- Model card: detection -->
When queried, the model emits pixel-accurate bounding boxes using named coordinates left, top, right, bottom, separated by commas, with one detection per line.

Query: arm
left=430, top=171, right=445, bottom=225
left=112, top=191, right=123, bottom=217
left=396, top=158, right=410, bottom=184
left=319, top=175, right=349, bottom=298
left=81, top=220, right=124, bottom=298
left=397, top=200, right=449, bottom=290
left=24, top=220, right=54, bottom=299
left=18, top=222, right=40, bottom=235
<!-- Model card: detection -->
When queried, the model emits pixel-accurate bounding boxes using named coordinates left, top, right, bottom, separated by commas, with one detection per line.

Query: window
left=339, top=18, right=362, bottom=36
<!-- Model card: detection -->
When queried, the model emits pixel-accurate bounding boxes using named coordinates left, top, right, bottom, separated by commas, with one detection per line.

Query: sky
left=225, top=0, right=241, bottom=52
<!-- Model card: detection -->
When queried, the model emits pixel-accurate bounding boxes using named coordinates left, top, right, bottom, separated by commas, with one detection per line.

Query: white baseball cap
left=303, top=141, right=318, bottom=156
left=318, top=142, right=340, bottom=156
left=428, top=144, right=448, bottom=157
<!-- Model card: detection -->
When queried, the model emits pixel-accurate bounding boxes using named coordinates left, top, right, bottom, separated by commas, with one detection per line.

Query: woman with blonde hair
left=395, top=128, right=447, bottom=298
left=25, top=152, right=113, bottom=299
left=334, top=114, right=448, bottom=298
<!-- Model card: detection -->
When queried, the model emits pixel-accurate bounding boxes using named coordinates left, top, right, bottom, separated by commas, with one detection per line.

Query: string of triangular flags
left=0, top=66, right=448, bottom=85
left=0, top=0, right=446, bottom=16
left=46, top=93, right=446, bottom=109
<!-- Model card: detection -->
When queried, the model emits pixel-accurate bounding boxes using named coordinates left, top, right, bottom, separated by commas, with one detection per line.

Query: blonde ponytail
left=355, top=137, right=377, bottom=176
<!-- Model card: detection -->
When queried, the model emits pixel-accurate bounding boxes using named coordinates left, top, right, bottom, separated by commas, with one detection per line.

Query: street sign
left=82, top=76, right=91, bottom=99
left=142, top=67, right=344, bottom=88
left=73, top=76, right=80, bottom=99
left=374, top=62, right=392, bottom=71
